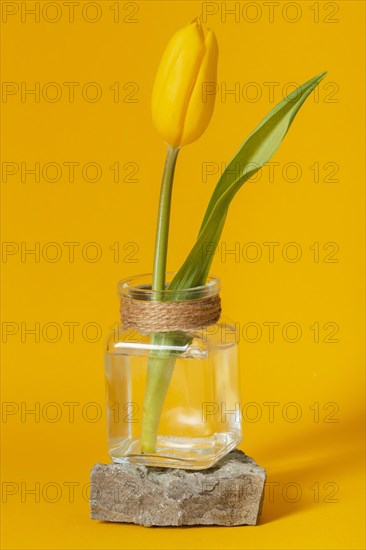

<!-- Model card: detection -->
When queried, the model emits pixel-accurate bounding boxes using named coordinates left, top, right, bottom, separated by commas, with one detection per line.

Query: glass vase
left=105, top=273, right=242, bottom=470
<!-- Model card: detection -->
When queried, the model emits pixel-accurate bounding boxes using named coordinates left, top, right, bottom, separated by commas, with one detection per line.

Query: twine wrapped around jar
left=120, top=293, right=221, bottom=333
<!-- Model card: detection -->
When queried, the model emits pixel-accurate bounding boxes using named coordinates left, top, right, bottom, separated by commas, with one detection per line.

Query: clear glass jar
left=105, top=273, right=242, bottom=470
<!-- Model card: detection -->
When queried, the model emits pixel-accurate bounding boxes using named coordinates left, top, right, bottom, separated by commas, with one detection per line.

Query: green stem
left=141, top=342, right=176, bottom=453
left=141, top=146, right=180, bottom=454
left=152, top=146, right=180, bottom=293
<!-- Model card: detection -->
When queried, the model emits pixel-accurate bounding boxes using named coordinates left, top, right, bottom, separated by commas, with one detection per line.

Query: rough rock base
left=90, top=450, right=266, bottom=527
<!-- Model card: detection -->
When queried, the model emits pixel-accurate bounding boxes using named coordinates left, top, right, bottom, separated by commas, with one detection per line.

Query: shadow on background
left=258, top=409, right=364, bottom=524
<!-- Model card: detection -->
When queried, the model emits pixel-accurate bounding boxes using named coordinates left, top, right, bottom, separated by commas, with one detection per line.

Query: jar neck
left=118, top=272, right=221, bottom=302
left=118, top=273, right=221, bottom=332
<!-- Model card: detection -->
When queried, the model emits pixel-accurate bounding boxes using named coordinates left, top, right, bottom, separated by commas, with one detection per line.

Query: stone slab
left=90, top=450, right=266, bottom=527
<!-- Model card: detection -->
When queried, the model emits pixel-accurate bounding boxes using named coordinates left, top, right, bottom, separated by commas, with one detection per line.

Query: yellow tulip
left=151, top=19, right=218, bottom=148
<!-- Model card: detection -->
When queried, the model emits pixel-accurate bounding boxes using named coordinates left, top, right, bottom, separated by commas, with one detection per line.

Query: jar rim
left=118, top=272, right=221, bottom=300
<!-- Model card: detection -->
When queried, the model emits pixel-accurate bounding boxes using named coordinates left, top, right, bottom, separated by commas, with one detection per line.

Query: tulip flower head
left=151, top=18, right=218, bottom=148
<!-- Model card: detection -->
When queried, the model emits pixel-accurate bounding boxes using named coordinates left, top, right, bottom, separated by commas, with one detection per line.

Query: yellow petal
left=180, top=29, right=219, bottom=146
left=151, top=21, right=205, bottom=147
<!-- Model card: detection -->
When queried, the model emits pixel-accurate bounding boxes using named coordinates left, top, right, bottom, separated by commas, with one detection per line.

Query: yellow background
left=1, top=0, right=365, bottom=548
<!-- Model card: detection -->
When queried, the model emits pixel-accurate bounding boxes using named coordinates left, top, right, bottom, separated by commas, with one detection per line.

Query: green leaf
left=169, top=71, right=327, bottom=292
